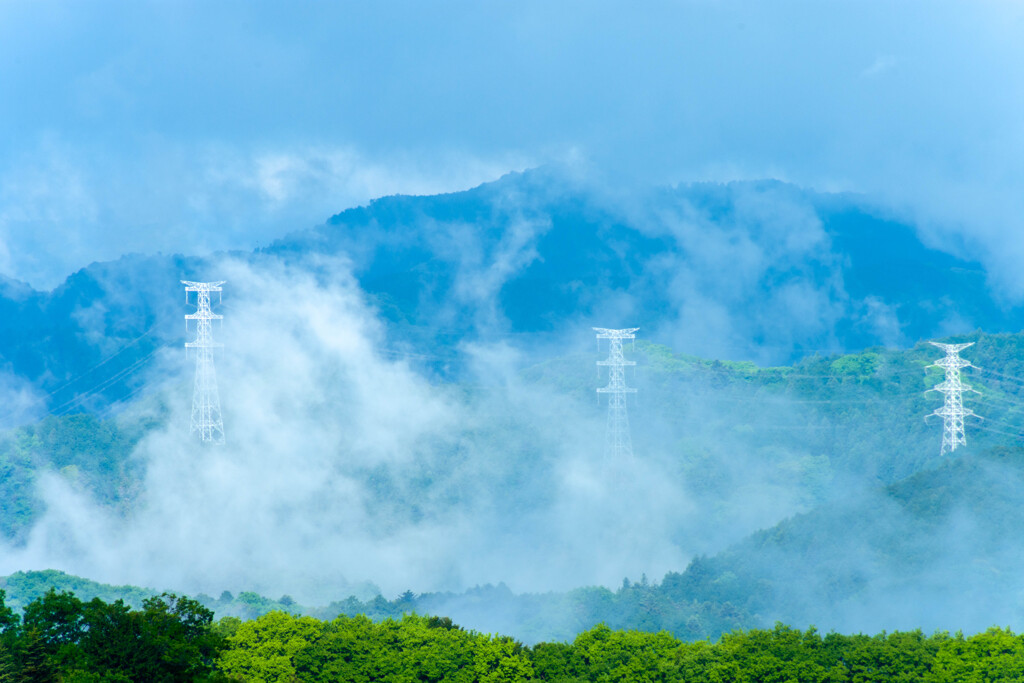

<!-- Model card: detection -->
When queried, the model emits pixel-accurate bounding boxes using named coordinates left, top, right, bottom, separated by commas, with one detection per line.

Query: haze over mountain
left=3, top=326, right=1024, bottom=644
left=0, top=168, right=1016, bottom=426
left=0, top=169, right=1023, bottom=642
left=5, top=4, right=1024, bottom=674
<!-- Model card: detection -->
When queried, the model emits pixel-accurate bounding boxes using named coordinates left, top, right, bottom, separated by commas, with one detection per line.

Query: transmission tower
left=595, top=327, right=639, bottom=460
left=926, top=341, right=980, bottom=455
left=183, top=280, right=226, bottom=445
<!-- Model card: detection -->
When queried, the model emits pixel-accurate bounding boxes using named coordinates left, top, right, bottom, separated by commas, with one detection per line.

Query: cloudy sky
left=2, top=1, right=1023, bottom=291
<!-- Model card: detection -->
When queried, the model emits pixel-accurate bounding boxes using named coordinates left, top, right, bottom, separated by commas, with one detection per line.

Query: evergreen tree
left=18, top=630, right=56, bottom=683
left=0, top=643, right=18, bottom=683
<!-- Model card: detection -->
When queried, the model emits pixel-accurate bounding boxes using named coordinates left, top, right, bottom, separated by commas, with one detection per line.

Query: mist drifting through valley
left=1, top=170, right=1024, bottom=641
left=0, top=256, right=771, bottom=603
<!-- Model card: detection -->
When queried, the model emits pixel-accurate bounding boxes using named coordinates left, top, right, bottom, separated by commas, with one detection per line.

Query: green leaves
left=220, top=611, right=536, bottom=683
left=7, top=590, right=228, bottom=682
left=6, top=593, right=1021, bottom=683
left=531, top=624, right=1024, bottom=683
left=21, top=589, right=85, bottom=652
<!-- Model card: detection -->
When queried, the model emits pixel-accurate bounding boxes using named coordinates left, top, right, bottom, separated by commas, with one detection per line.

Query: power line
left=705, top=394, right=917, bottom=404
left=52, top=345, right=165, bottom=416
left=0, top=324, right=162, bottom=426
left=97, top=376, right=178, bottom=420
left=974, top=367, right=1024, bottom=386
left=45, top=324, right=158, bottom=399
left=974, top=423, right=1024, bottom=440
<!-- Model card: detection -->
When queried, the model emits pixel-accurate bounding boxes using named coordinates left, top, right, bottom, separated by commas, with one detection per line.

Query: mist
left=0, top=174, right=1017, bottom=641
left=0, top=252, right=840, bottom=610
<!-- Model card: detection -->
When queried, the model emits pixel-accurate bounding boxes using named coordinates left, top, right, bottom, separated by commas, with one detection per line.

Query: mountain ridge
left=0, top=169, right=1015, bottom=423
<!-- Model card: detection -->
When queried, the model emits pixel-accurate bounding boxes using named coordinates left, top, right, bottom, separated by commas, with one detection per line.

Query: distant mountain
left=0, top=253, right=203, bottom=423
left=5, top=169, right=1024, bottom=648
left=0, top=569, right=160, bottom=612
left=0, top=168, right=1017, bottom=419
left=271, top=169, right=1010, bottom=360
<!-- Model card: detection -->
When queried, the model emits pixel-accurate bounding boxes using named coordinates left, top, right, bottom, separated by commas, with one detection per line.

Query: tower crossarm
left=928, top=341, right=975, bottom=354
left=926, top=380, right=980, bottom=395
left=593, top=327, right=639, bottom=339
left=181, top=280, right=226, bottom=291
left=927, top=359, right=975, bottom=372
left=929, top=403, right=980, bottom=416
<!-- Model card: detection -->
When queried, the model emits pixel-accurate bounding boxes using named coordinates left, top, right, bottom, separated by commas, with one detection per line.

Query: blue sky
left=2, top=1, right=1024, bottom=292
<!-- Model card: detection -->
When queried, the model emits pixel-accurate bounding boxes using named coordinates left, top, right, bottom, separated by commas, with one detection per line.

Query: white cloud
left=0, top=138, right=533, bottom=289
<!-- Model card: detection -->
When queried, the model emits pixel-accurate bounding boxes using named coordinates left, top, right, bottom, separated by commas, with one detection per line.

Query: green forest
left=0, top=588, right=1022, bottom=682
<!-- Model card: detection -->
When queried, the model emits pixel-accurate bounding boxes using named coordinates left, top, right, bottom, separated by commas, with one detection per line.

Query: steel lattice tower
left=595, top=327, right=639, bottom=460
left=183, top=280, right=226, bottom=444
left=926, top=341, right=980, bottom=455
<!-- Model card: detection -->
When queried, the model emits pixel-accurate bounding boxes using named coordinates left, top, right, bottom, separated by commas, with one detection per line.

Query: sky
left=1, top=1, right=1024, bottom=292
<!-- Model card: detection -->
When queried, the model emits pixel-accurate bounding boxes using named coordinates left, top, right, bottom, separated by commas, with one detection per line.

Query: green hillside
left=0, top=412, right=155, bottom=541
left=0, top=570, right=160, bottom=612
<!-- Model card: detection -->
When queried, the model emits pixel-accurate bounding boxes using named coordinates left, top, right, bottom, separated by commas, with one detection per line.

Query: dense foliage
left=220, top=612, right=1024, bottom=683
left=0, top=571, right=163, bottom=615
left=0, top=588, right=227, bottom=681
left=3, top=589, right=1024, bottom=681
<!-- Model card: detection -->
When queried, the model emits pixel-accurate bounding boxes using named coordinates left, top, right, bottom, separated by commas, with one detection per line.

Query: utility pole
left=926, top=341, right=980, bottom=455
left=183, top=280, right=225, bottom=444
left=595, top=327, right=639, bottom=460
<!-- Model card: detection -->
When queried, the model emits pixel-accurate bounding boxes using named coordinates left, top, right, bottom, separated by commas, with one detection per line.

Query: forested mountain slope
left=0, top=170, right=1016, bottom=422
left=664, top=445, right=1024, bottom=636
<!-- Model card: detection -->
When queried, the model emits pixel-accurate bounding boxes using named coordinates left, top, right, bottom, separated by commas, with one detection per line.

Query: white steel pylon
left=595, top=327, right=639, bottom=460
left=183, top=280, right=226, bottom=445
left=926, top=341, right=980, bottom=455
